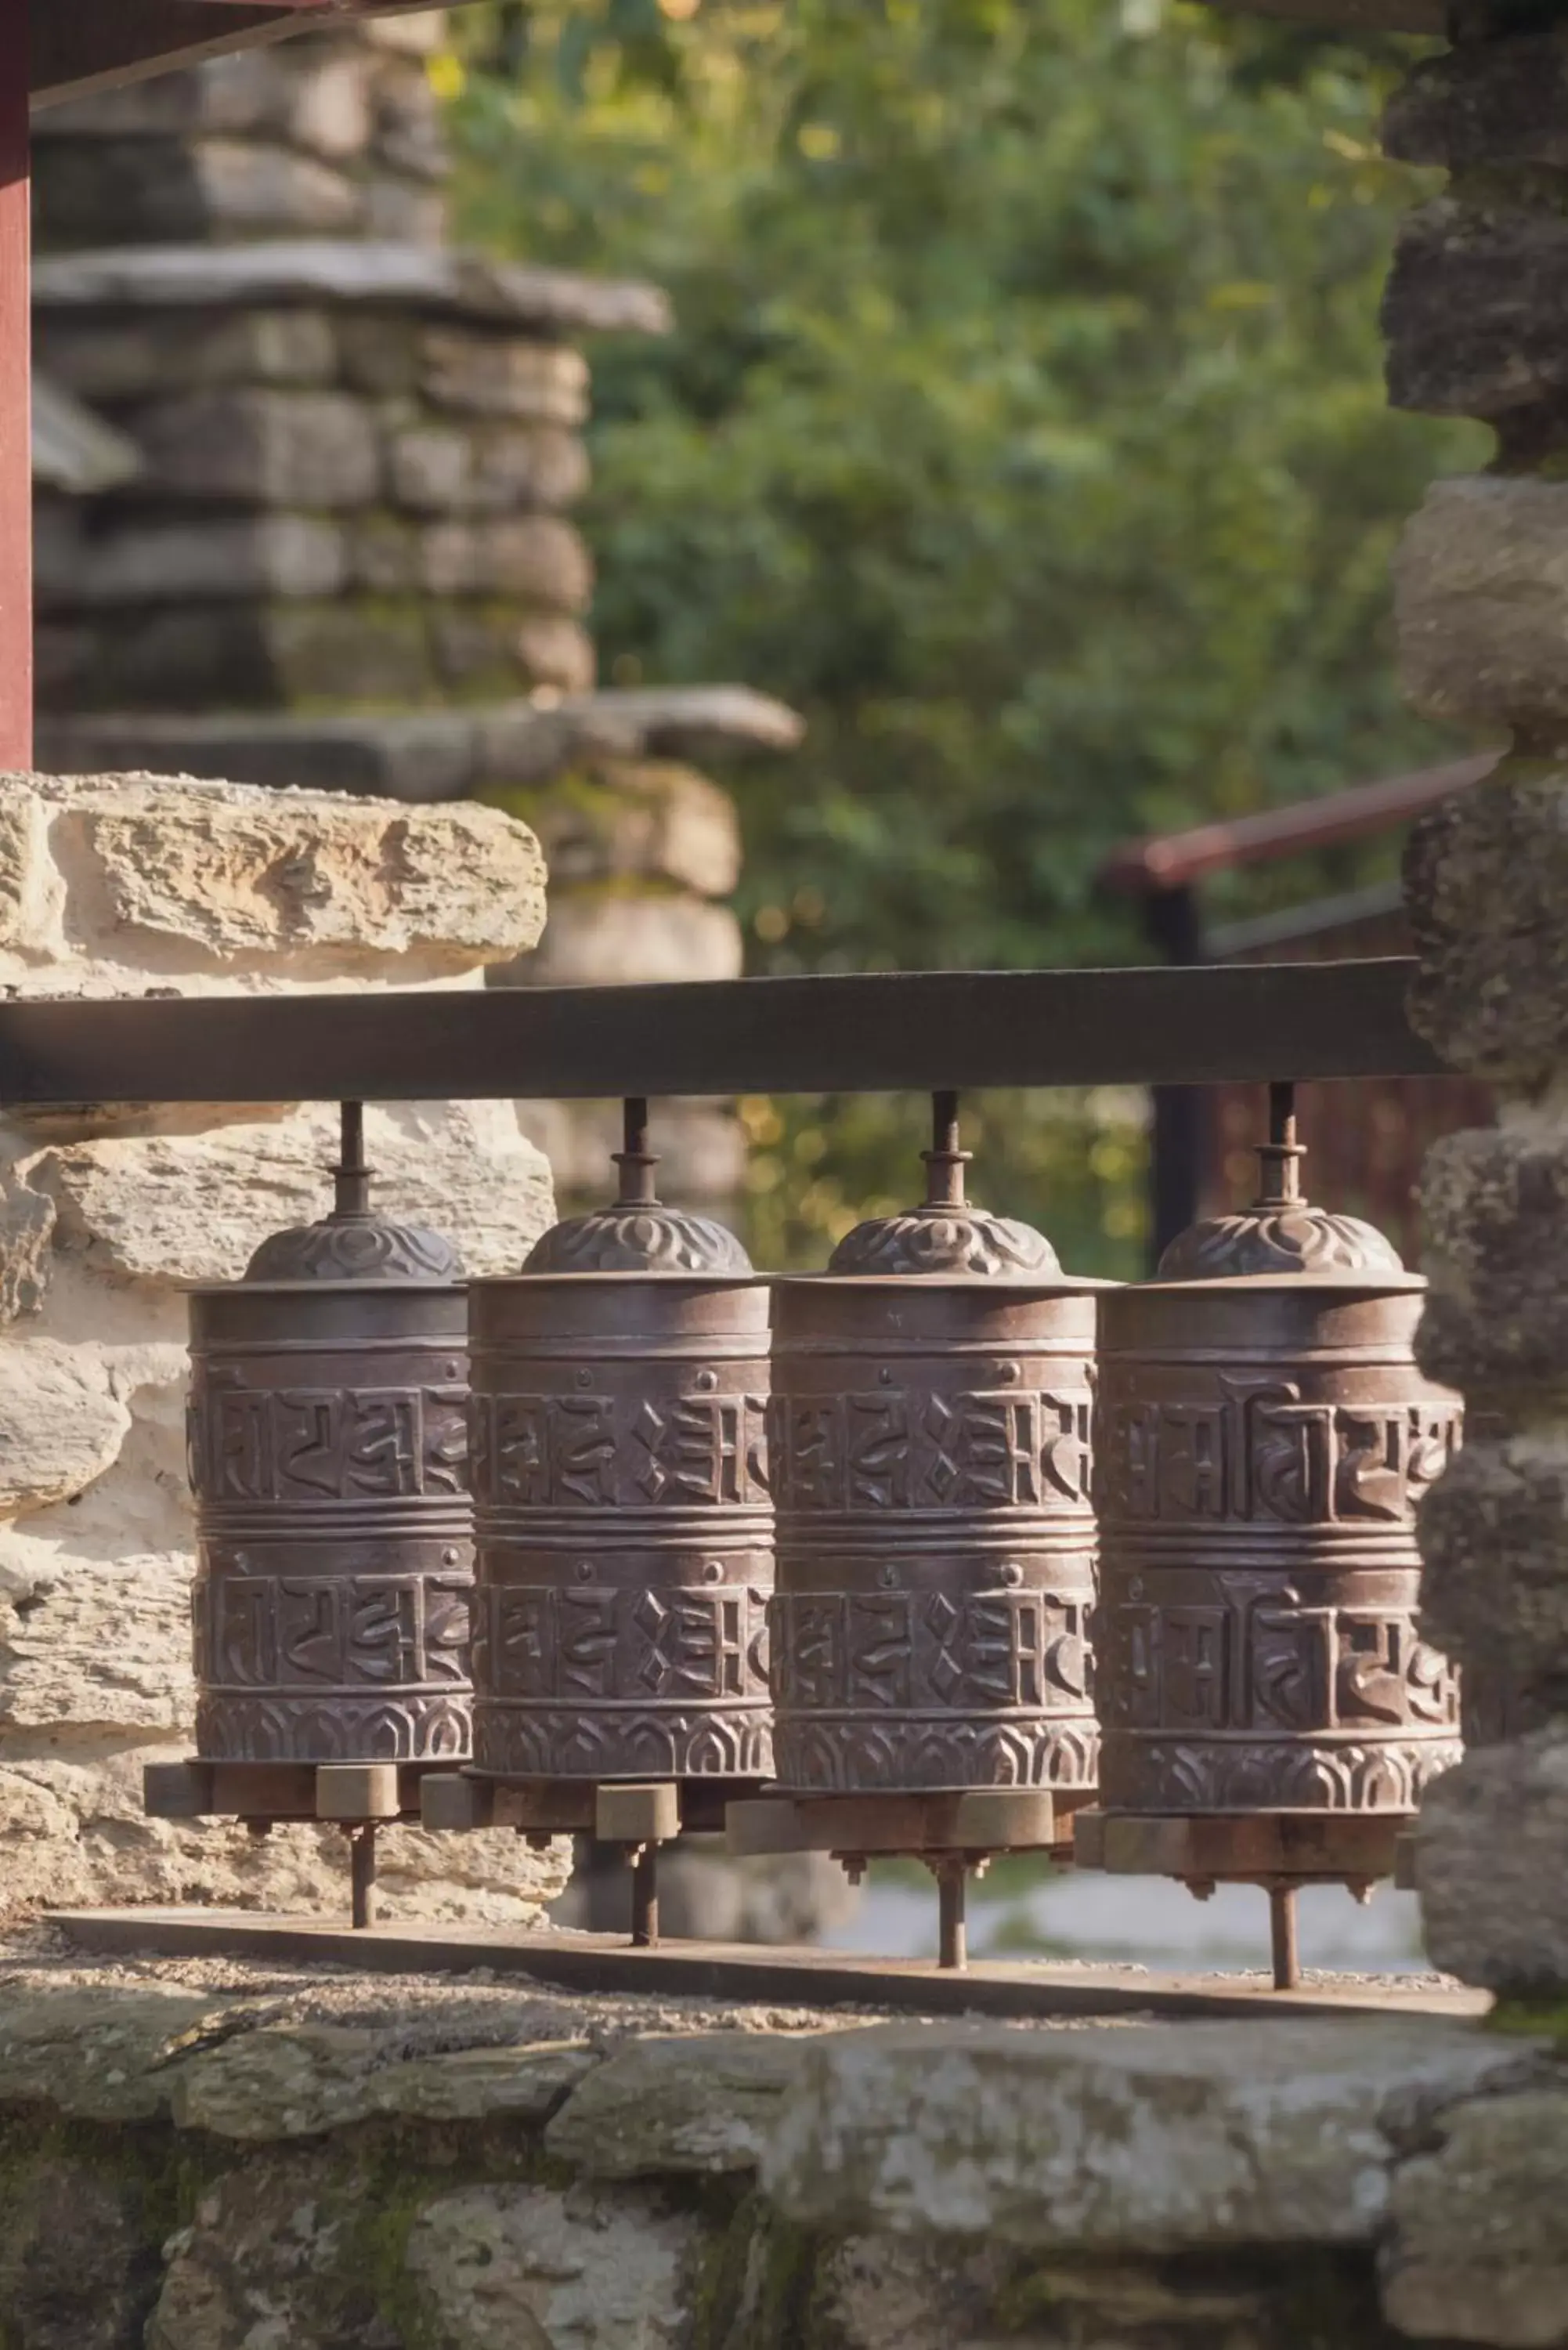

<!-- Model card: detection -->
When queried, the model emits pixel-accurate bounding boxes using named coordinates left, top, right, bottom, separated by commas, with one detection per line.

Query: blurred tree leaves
left=446, top=0, right=1485, bottom=1267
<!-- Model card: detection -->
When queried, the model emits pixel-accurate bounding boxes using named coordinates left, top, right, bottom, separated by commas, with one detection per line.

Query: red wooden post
left=0, top=0, right=30, bottom=771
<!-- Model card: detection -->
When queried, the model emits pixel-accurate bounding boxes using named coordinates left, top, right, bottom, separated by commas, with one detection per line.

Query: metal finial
left=826, top=1088, right=1059, bottom=1278
left=1155, top=1083, right=1404, bottom=1281
left=522, top=1096, right=753, bottom=1274
left=240, top=1098, right=461, bottom=1282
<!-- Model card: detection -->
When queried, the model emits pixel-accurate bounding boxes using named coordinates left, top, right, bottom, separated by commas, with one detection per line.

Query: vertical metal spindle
left=630, top=1844, right=660, bottom=1948
left=616, top=1097, right=659, bottom=1204
left=335, top=1100, right=371, bottom=1220
left=1269, top=1883, right=1300, bottom=1992
left=937, top=1860, right=969, bottom=1972
left=350, top=1822, right=378, bottom=1931
left=924, top=1090, right=967, bottom=1208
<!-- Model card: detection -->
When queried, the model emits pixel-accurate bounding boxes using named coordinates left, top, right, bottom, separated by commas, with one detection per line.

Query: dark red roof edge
left=1100, top=752, right=1501, bottom=896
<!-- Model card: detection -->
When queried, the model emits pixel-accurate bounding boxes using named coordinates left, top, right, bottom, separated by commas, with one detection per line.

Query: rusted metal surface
left=1095, top=1092, right=1463, bottom=1831
left=469, top=1105, right=773, bottom=1783
left=770, top=1101, right=1099, bottom=1796
left=187, top=1105, right=474, bottom=1770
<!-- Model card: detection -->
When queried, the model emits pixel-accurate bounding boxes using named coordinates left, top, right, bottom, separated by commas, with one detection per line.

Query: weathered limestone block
left=0, top=1551, right=193, bottom=1730
left=525, top=761, right=742, bottom=896
left=0, top=1982, right=228, bottom=2123
left=468, top=421, right=590, bottom=515
left=128, top=388, right=382, bottom=508
left=546, top=2033, right=815, bottom=2179
left=519, top=895, right=743, bottom=989
left=0, top=771, right=547, bottom=982
left=48, top=598, right=439, bottom=711
left=420, top=514, right=593, bottom=606
left=0, top=2157, right=161, bottom=2350
left=36, top=136, right=361, bottom=247
left=1396, top=480, right=1568, bottom=738
left=406, top=2183, right=700, bottom=2350
left=34, top=514, right=348, bottom=609
left=1382, top=30, right=1568, bottom=171
left=38, top=306, right=339, bottom=398
left=147, top=2150, right=419, bottom=2350
left=810, top=2236, right=1010, bottom=2350
left=0, top=1172, right=56, bottom=1321
left=173, top=2025, right=596, bottom=2140
left=35, top=1101, right=552, bottom=1285
left=1416, top=1432, right=1568, bottom=1702
left=428, top=604, right=596, bottom=699
left=511, top=613, right=598, bottom=696
left=1417, top=1119, right=1568, bottom=1393
left=421, top=330, right=590, bottom=425
left=38, top=38, right=376, bottom=157
left=1383, top=200, right=1568, bottom=423
left=761, top=2019, right=1537, bottom=2250
left=0, top=1340, right=130, bottom=1513
left=1404, top=762, right=1568, bottom=1090
left=364, top=175, right=446, bottom=247
left=1416, top=1729, right=1568, bottom=1992
left=1383, top=2088, right=1568, bottom=2347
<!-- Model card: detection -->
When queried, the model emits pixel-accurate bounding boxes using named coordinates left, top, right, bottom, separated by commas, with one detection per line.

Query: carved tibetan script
left=771, top=1387, right=1093, bottom=1513
left=473, top=1390, right=770, bottom=1509
left=1105, top=1381, right=1460, bottom=1526
left=196, top=1379, right=468, bottom=1504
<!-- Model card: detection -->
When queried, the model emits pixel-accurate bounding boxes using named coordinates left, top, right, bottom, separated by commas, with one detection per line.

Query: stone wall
left=1382, top=14, right=1568, bottom=1994
left=28, top=15, right=804, bottom=1213
left=0, top=768, right=569, bottom=1925
left=0, top=1967, right=1559, bottom=2349
left=33, top=10, right=455, bottom=251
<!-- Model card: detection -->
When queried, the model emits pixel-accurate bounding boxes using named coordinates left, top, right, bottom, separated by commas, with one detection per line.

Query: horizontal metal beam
left=0, top=960, right=1439, bottom=1108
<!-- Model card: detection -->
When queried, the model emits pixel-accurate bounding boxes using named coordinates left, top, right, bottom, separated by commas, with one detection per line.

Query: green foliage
left=446, top=0, right=1485, bottom=1266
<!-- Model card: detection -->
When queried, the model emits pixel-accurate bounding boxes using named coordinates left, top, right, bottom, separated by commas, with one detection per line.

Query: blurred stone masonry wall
left=1386, top=13, right=1568, bottom=1994
left=29, top=9, right=803, bottom=1208
left=0, top=766, right=570, bottom=1922
left=0, top=1990, right=1563, bottom=2349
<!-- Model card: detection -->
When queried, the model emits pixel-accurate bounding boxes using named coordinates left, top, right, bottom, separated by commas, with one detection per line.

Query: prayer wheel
left=1093, top=1086, right=1462, bottom=1844
left=468, top=1102, right=773, bottom=1782
left=768, top=1097, right=1100, bottom=1795
left=187, top=1104, right=473, bottom=1767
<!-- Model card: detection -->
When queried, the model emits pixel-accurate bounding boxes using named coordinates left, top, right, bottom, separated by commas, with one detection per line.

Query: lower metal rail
left=49, top=1910, right=1484, bottom=2025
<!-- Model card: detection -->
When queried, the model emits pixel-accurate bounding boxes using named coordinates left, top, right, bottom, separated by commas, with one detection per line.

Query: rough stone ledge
left=761, top=2016, right=1544, bottom=2252
left=0, top=1963, right=1555, bottom=2349
left=36, top=686, right=805, bottom=808
left=31, top=239, right=672, bottom=339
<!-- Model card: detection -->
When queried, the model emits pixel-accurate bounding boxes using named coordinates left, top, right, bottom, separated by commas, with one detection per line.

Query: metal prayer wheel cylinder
left=468, top=1104, right=774, bottom=1781
left=1095, top=1091, right=1463, bottom=1822
left=769, top=1097, right=1100, bottom=1795
left=187, top=1107, right=473, bottom=1766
